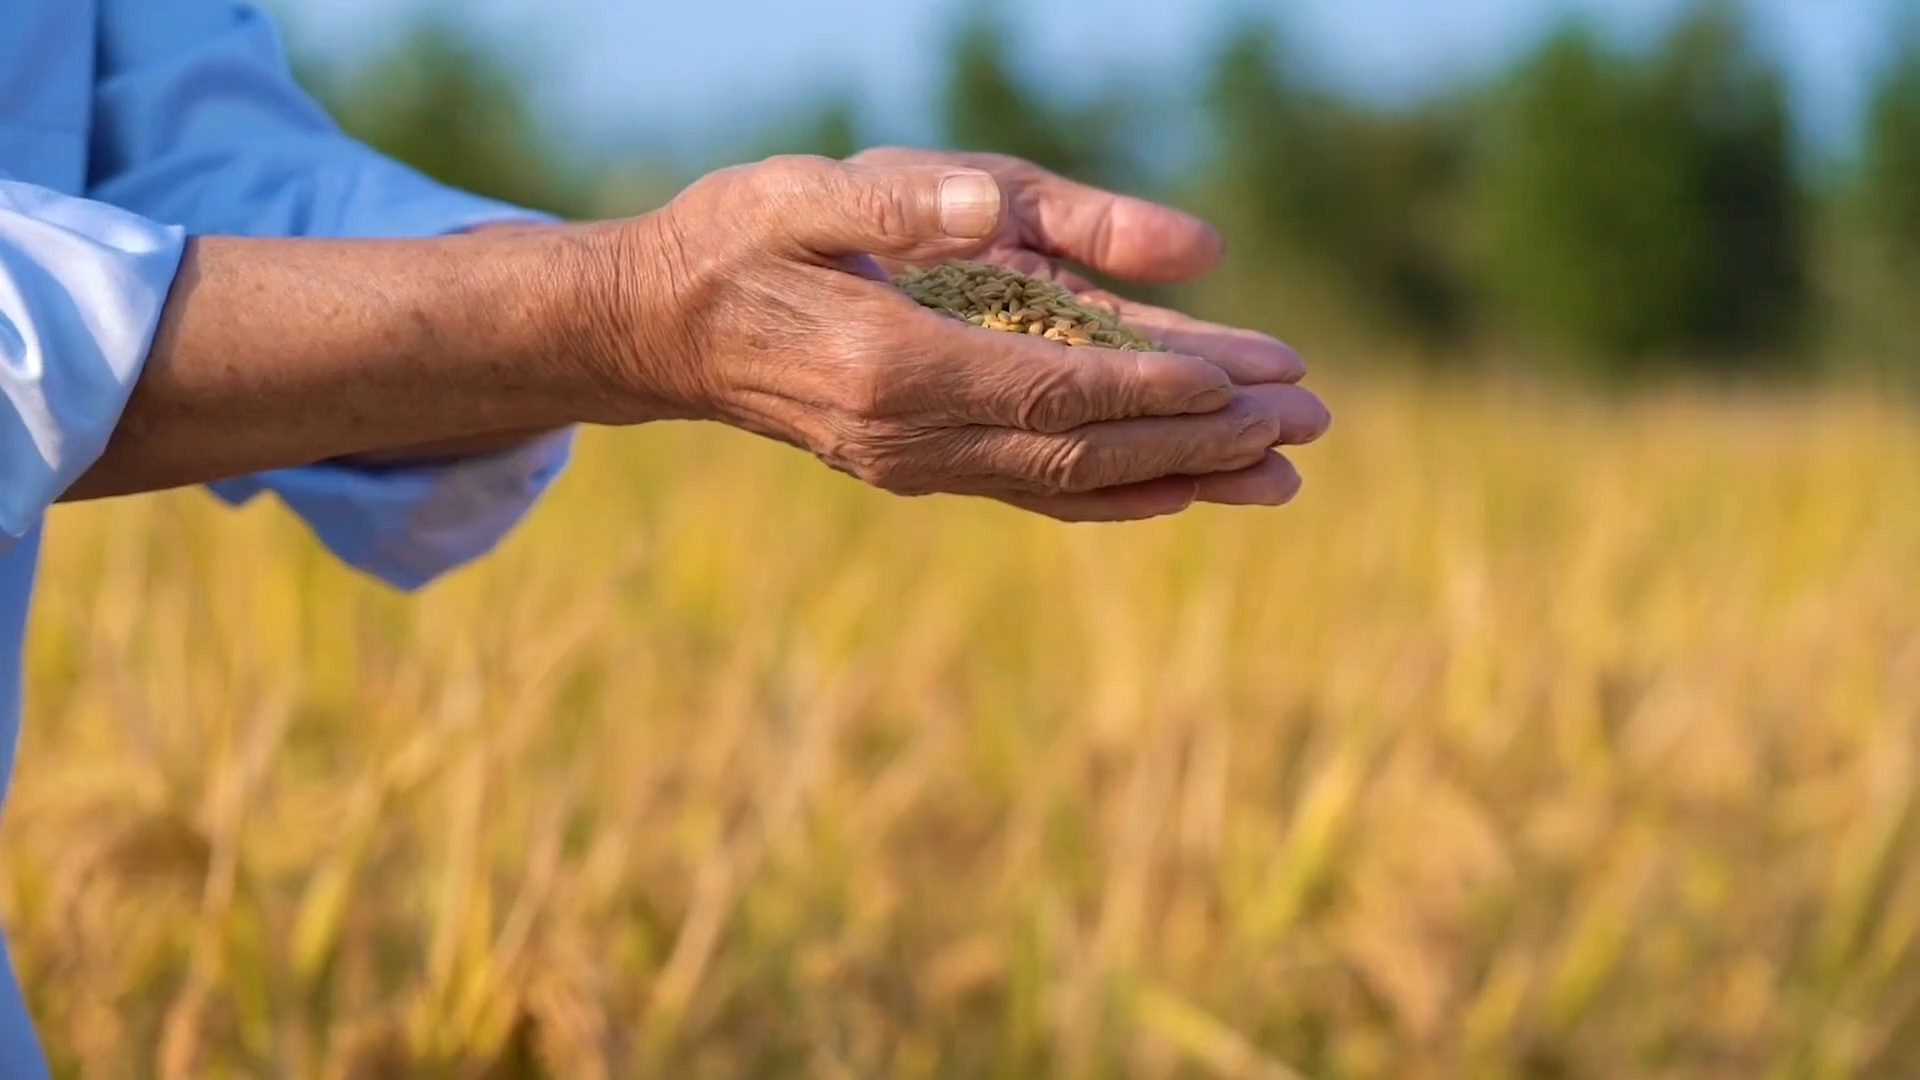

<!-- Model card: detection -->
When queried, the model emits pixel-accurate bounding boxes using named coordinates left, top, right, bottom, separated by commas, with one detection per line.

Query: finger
left=940, top=260, right=1306, bottom=386
left=988, top=248, right=1089, bottom=287
left=762, top=155, right=1005, bottom=265
left=1074, top=288, right=1307, bottom=386
left=843, top=148, right=1220, bottom=282
left=951, top=383, right=1330, bottom=494
left=1232, top=382, right=1332, bottom=447
left=1005, top=164, right=1223, bottom=284
left=1193, top=451, right=1305, bottom=506
left=994, top=476, right=1200, bottom=523
left=901, top=311, right=1235, bottom=431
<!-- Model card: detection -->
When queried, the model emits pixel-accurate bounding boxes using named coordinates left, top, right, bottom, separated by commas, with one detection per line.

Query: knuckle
left=839, top=438, right=906, bottom=491
left=748, top=155, right=841, bottom=210
left=1086, top=210, right=1122, bottom=274
left=1015, top=359, right=1092, bottom=433
left=837, top=359, right=894, bottom=421
left=1232, top=445, right=1274, bottom=472
left=828, top=427, right=932, bottom=496
left=875, top=462, right=940, bottom=497
left=860, top=454, right=911, bottom=493
left=854, top=145, right=912, bottom=165
left=759, top=153, right=834, bottom=185
left=852, top=178, right=918, bottom=242
left=1247, top=413, right=1286, bottom=451
left=1033, top=437, right=1097, bottom=493
left=1232, top=398, right=1285, bottom=450
left=1168, top=400, right=1273, bottom=472
left=676, top=165, right=752, bottom=217
left=837, top=338, right=925, bottom=421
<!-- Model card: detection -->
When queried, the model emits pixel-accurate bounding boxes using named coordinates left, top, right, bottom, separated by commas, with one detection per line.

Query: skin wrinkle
left=644, top=211, right=734, bottom=418
left=1078, top=197, right=1122, bottom=279
left=857, top=152, right=1301, bottom=388
left=61, top=151, right=1326, bottom=521
left=1041, top=435, right=1094, bottom=493
left=66, top=229, right=595, bottom=499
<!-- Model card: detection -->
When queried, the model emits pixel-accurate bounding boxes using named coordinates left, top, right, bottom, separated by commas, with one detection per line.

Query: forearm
left=337, top=428, right=567, bottom=468
left=64, top=226, right=625, bottom=502
left=336, top=221, right=573, bottom=469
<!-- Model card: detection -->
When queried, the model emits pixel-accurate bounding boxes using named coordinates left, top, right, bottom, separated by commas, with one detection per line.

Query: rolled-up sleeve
left=204, top=429, right=573, bottom=593
left=0, top=179, right=184, bottom=550
left=86, top=0, right=571, bottom=589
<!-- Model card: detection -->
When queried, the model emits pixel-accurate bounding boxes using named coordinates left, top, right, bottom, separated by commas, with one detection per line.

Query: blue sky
left=276, top=0, right=1904, bottom=159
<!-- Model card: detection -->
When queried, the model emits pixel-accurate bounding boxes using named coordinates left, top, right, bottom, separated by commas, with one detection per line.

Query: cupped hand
left=848, top=147, right=1322, bottom=511
left=595, top=154, right=1328, bottom=521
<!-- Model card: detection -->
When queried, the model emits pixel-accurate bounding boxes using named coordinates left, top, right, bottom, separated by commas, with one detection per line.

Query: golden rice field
left=10, top=376, right=1920, bottom=1079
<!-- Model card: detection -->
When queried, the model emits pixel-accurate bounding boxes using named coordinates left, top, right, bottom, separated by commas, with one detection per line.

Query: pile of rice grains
left=895, top=261, right=1156, bottom=351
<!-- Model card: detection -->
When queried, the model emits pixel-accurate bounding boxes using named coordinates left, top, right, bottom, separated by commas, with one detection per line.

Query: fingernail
left=940, top=172, right=1001, bottom=239
left=1175, top=357, right=1234, bottom=411
left=1238, top=412, right=1283, bottom=449
left=1185, top=385, right=1235, bottom=412
left=1263, top=337, right=1308, bottom=381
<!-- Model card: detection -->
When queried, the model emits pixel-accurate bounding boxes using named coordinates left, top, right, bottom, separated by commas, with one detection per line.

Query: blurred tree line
left=299, top=0, right=1920, bottom=382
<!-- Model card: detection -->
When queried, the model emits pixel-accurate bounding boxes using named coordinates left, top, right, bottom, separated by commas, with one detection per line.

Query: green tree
left=1652, top=0, right=1809, bottom=362
left=941, top=7, right=1132, bottom=188
left=1203, top=21, right=1356, bottom=272
left=307, top=20, right=588, bottom=219
left=1201, top=19, right=1471, bottom=352
left=1862, top=11, right=1920, bottom=278
left=1842, top=5, right=1920, bottom=374
left=746, top=94, right=865, bottom=161
left=1471, top=21, right=1703, bottom=367
left=1470, top=3, right=1807, bottom=374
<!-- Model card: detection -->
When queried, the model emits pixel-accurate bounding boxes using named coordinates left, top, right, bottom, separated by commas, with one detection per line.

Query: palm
left=849, top=148, right=1304, bottom=387
left=840, top=147, right=1319, bottom=520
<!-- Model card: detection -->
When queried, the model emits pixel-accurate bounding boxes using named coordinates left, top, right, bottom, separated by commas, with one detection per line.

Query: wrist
left=572, top=211, right=725, bottom=426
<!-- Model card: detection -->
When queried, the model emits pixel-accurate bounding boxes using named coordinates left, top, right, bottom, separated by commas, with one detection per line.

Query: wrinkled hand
left=597, top=154, right=1329, bottom=521
left=848, top=148, right=1301, bottom=371
left=850, top=147, right=1322, bottom=507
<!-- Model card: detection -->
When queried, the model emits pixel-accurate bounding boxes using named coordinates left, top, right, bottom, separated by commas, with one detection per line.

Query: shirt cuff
left=208, top=194, right=568, bottom=588
left=0, top=182, right=187, bottom=549
left=193, top=187, right=565, bottom=588
left=206, top=427, right=573, bottom=591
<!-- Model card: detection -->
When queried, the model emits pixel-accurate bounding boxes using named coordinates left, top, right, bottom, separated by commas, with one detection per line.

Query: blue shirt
left=0, top=3, right=574, bottom=1071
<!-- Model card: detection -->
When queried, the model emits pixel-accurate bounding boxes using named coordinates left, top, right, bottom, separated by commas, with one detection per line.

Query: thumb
left=768, top=157, right=1004, bottom=264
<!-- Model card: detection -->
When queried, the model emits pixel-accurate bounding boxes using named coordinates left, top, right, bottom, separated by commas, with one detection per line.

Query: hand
left=594, top=155, right=1329, bottom=521
left=850, top=147, right=1321, bottom=509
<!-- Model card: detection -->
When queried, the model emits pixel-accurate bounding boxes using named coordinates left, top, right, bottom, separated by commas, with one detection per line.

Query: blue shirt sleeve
left=87, top=0, right=572, bottom=590
left=88, top=0, right=551, bottom=239
left=0, top=178, right=185, bottom=550
left=204, top=429, right=574, bottom=593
